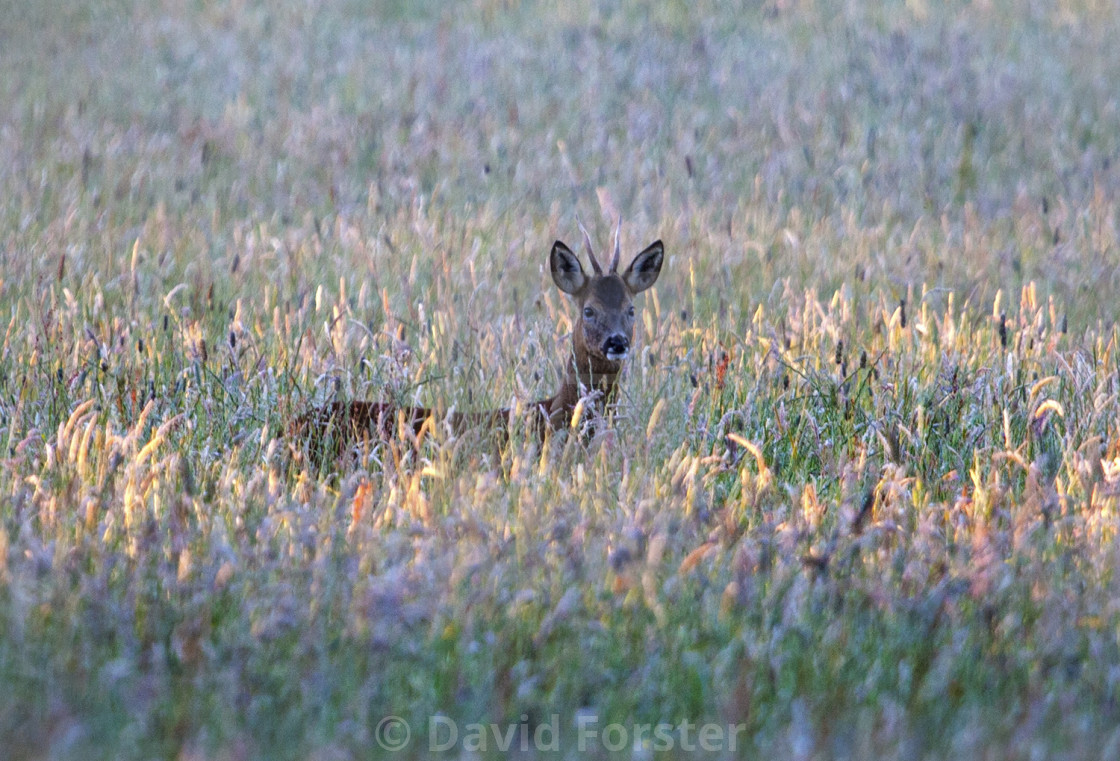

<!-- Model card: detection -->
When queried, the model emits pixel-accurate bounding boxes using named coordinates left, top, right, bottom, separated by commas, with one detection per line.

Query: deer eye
left=583, top=307, right=595, bottom=319
left=627, top=306, right=635, bottom=317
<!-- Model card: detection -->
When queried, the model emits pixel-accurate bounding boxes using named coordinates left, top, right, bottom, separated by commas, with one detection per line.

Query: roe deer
left=292, top=222, right=663, bottom=462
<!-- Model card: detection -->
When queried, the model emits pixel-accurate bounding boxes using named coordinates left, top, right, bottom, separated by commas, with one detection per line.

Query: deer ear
left=550, top=241, right=587, bottom=295
left=622, top=240, right=663, bottom=294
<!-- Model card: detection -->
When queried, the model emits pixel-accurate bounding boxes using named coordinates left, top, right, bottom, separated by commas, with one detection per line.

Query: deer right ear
left=550, top=241, right=587, bottom=295
left=622, top=240, right=664, bottom=294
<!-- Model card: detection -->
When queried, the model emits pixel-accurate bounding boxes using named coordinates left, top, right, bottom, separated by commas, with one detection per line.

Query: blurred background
left=4, top=0, right=1118, bottom=322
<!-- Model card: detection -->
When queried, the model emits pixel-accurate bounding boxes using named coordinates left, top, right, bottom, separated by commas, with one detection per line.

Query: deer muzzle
left=603, top=335, right=630, bottom=361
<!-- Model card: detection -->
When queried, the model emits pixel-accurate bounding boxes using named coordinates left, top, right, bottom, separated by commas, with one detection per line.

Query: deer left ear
left=622, top=240, right=663, bottom=294
left=550, top=241, right=587, bottom=295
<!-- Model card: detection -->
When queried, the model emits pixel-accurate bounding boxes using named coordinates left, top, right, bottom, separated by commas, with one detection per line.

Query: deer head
left=549, top=221, right=663, bottom=380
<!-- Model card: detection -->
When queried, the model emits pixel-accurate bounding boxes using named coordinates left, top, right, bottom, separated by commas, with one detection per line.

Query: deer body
left=293, top=227, right=663, bottom=462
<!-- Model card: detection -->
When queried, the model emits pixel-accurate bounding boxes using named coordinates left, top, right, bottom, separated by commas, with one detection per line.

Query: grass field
left=3, top=0, right=1120, bottom=758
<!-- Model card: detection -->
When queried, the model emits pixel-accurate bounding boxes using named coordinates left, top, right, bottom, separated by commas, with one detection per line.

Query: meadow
left=2, top=0, right=1120, bottom=758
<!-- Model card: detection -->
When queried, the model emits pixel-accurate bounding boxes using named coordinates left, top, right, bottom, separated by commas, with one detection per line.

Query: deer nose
left=603, top=335, right=630, bottom=360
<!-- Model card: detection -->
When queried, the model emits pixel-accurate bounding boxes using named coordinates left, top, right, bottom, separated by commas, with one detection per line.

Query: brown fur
left=290, top=235, right=663, bottom=465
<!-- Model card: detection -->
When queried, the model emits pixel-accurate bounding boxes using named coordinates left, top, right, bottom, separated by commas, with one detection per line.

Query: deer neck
left=565, top=356, right=621, bottom=396
left=554, top=338, right=625, bottom=413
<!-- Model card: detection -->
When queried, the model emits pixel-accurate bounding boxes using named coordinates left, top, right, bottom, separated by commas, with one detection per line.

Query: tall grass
left=2, top=0, right=1120, bottom=758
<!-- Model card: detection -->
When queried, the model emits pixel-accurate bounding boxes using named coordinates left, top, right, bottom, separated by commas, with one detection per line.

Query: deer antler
left=609, top=215, right=622, bottom=273
left=576, top=215, right=603, bottom=275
